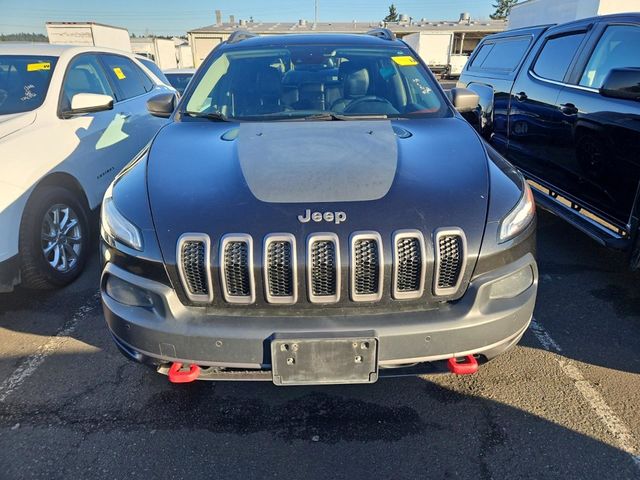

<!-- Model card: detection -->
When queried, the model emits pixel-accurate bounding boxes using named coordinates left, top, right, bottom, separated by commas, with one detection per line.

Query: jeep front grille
left=351, top=232, right=383, bottom=301
left=308, top=233, right=340, bottom=303
left=264, top=234, right=297, bottom=304
left=392, top=231, right=426, bottom=299
left=176, top=234, right=212, bottom=303
left=220, top=234, right=255, bottom=304
left=434, top=229, right=466, bottom=296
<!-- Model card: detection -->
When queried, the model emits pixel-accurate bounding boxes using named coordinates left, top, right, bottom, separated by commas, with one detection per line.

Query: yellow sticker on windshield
left=113, top=67, right=126, bottom=80
left=27, top=62, right=50, bottom=72
left=392, top=56, right=419, bottom=67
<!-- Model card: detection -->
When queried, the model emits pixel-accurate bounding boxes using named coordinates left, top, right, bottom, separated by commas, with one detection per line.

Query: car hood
left=0, top=111, right=37, bottom=140
left=147, top=117, right=489, bottom=291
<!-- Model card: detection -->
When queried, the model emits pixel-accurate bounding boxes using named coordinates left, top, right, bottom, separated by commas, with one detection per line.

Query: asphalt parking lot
left=0, top=209, right=639, bottom=479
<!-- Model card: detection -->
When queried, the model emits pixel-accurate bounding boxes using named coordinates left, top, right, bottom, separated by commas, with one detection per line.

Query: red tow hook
left=168, top=362, right=201, bottom=383
left=447, top=355, right=478, bottom=375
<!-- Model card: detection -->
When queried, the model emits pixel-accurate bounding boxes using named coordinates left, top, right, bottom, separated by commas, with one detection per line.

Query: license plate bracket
left=271, top=334, right=378, bottom=386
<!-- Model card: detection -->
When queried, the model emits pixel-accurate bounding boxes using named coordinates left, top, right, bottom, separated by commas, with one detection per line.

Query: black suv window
left=470, top=36, right=531, bottom=71
left=533, top=32, right=586, bottom=82
left=101, top=54, right=149, bottom=100
left=579, top=24, right=640, bottom=89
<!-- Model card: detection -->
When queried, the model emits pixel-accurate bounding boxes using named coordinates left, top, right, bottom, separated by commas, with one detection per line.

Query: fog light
left=489, top=266, right=534, bottom=299
left=106, top=275, right=153, bottom=307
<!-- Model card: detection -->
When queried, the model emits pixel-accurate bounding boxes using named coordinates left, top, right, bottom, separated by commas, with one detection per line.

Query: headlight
left=101, top=183, right=143, bottom=251
left=498, top=181, right=535, bottom=243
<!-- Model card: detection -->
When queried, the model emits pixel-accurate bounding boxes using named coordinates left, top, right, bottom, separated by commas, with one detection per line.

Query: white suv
left=0, top=44, right=175, bottom=292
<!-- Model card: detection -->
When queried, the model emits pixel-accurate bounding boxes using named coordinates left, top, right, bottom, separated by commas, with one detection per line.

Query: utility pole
left=314, top=0, right=319, bottom=26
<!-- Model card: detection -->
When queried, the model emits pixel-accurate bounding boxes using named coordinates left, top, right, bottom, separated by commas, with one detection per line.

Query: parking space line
left=0, top=292, right=100, bottom=403
left=530, top=318, right=640, bottom=468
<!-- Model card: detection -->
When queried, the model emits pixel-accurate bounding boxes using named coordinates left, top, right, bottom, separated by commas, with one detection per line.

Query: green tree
left=490, top=0, right=519, bottom=20
left=384, top=4, right=399, bottom=23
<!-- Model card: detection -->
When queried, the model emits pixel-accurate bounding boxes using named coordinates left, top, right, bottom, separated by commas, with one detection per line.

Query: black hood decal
left=237, top=121, right=397, bottom=203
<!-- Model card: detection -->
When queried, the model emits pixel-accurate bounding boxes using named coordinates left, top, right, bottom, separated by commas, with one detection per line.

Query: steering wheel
left=343, top=96, right=397, bottom=114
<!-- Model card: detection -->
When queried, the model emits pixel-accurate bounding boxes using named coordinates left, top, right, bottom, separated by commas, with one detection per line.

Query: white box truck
left=131, top=38, right=178, bottom=70
left=46, top=22, right=131, bottom=52
left=403, top=32, right=454, bottom=74
left=508, top=0, right=640, bottom=29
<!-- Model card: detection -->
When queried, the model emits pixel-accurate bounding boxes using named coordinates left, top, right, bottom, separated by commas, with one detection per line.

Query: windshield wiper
left=302, top=113, right=389, bottom=121
left=182, top=111, right=231, bottom=122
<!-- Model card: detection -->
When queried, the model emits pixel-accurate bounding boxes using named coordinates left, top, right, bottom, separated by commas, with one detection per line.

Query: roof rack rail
left=366, top=28, right=396, bottom=41
left=227, top=30, right=257, bottom=44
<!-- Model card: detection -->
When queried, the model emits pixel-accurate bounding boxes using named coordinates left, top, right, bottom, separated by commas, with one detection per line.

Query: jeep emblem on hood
left=298, top=209, right=347, bottom=225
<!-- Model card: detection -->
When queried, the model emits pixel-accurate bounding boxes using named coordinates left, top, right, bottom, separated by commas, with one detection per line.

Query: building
left=187, top=14, right=507, bottom=67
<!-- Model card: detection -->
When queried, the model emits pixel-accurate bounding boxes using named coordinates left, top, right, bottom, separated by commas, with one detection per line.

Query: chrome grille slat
left=351, top=232, right=383, bottom=302
left=220, top=234, right=255, bottom=304
left=392, top=230, right=426, bottom=300
left=434, top=228, right=467, bottom=296
left=264, top=234, right=297, bottom=304
left=176, top=233, right=213, bottom=303
left=307, top=233, right=340, bottom=303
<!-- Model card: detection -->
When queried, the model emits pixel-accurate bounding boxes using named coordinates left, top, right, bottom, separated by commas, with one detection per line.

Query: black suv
left=458, top=14, right=640, bottom=263
left=100, top=30, right=537, bottom=385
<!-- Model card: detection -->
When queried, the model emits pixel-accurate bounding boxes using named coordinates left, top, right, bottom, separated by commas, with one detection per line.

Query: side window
left=470, top=37, right=531, bottom=72
left=61, top=54, right=113, bottom=111
left=532, top=32, right=586, bottom=82
left=139, top=58, right=171, bottom=86
left=579, top=25, right=640, bottom=88
left=101, top=54, right=148, bottom=100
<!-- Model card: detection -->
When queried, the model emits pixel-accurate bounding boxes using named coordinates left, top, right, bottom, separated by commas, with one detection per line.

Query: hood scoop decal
left=237, top=121, right=398, bottom=203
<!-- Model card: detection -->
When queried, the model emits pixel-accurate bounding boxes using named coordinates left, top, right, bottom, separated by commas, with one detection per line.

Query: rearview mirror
left=68, top=93, right=113, bottom=115
left=448, top=88, right=480, bottom=113
left=147, top=93, right=177, bottom=118
left=600, top=68, right=640, bottom=101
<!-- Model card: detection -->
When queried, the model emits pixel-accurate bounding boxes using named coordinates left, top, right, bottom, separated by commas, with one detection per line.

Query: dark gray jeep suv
left=99, top=29, right=538, bottom=385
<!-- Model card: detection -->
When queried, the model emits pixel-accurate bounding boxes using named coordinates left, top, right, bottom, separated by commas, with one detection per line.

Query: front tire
left=19, top=186, right=90, bottom=289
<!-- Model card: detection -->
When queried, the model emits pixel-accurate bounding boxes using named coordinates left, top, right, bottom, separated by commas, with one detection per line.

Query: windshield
left=166, top=73, right=193, bottom=95
left=0, top=55, right=58, bottom=115
left=183, top=45, right=447, bottom=120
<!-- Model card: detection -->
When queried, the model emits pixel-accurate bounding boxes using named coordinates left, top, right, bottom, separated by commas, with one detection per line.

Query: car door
left=554, top=20, right=640, bottom=229
left=56, top=53, right=124, bottom=205
left=506, top=25, right=591, bottom=184
left=99, top=54, right=167, bottom=173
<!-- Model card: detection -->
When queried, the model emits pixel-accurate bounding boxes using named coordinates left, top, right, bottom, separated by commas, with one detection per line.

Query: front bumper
left=101, top=252, right=537, bottom=377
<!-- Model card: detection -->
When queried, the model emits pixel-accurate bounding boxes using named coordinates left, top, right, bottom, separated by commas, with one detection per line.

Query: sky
left=0, top=0, right=497, bottom=36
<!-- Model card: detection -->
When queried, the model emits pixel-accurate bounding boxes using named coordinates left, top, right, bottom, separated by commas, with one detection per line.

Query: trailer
left=508, top=0, right=640, bottom=29
left=130, top=38, right=178, bottom=70
left=403, top=31, right=470, bottom=77
left=46, top=22, right=131, bottom=52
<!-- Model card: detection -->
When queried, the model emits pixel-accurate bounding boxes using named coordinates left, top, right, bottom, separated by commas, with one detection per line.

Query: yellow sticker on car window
left=392, top=56, right=419, bottom=67
left=27, top=62, right=51, bottom=72
left=113, top=67, right=126, bottom=80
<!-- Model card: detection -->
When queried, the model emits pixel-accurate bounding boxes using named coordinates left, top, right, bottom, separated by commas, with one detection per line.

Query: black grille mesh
left=224, top=241, right=251, bottom=297
left=181, top=241, right=208, bottom=296
left=310, top=240, right=337, bottom=297
left=437, top=235, right=463, bottom=290
left=267, top=241, right=293, bottom=297
left=396, top=238, right=422, bottom=292
left=354, top=239, right=380, bottom=295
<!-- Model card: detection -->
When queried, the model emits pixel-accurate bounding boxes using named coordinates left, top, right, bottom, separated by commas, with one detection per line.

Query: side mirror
left=600, top=68, right=640, bottom=101
left=448, top=87, right=480, bottom=113
left=147, top=93, right=177, bottom=118
left=67, top=93, right=113, bottom=115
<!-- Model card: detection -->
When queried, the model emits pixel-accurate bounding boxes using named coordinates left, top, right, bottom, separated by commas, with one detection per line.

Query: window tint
left=533, top=32, right=586, bottom=82
left=101, top=54, right=148, bottom=100
left=0, top=55, right=58, bottom=114
left=473, top=37, right=531, bottom=72
left=471, top=43, right=494, bottom=67
left=61, top=54, right=113, bottom=111
left=579, top=25, right=640, bottom=88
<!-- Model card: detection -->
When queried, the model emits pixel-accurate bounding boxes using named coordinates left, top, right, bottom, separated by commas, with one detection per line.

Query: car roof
left=164, top=68, right=196, bottom=74
left=219, top=33, right=406, bottom=50
left=0, top=42, right=137, bottom=57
